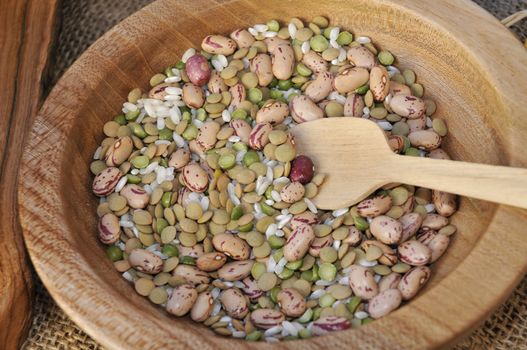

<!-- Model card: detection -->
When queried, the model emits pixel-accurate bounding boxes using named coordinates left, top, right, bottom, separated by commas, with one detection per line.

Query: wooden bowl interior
left=23, top=0, right=527, bottom=349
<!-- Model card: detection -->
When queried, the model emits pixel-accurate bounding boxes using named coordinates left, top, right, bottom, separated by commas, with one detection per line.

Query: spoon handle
left=391, top=155, right=527, bottom=209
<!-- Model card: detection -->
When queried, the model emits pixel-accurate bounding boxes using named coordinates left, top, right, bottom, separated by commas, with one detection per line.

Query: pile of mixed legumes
left=91, top=16, right=457, bottom=341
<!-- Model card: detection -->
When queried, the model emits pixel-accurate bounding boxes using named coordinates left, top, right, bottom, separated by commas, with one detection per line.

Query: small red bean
left=289, top=155, right=314, bottom=184
left=185, top=54, right=211, bottom=86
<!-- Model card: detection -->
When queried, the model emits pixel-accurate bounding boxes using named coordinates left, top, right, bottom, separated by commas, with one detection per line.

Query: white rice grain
left=271, top=190, right=282, bottom=202
left=377, top=121, right=393, bottom=131
left=425, top=203, right=436, bottom=213
left=115, top=176, right=128, bottom=193
left=211, top=59, right=223, bottom=72
left=304, top=198, right=318, bottom=213
left=288, top=23, right=297, bottom=39
left=301, top=41, right=310, bottom=54
left=254, top=24, right=268, bottom=32
left=222, top=109, right=231, bottom=122
left=282, top=321, right=298, bottom=337
left=182, top=48, right=196, bottom=63
left=356, top=36, right=371, bottom=44
left=264, top=31, right=278, bottom=38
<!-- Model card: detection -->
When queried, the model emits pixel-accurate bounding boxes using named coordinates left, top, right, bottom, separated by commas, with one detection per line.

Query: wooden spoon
left=290, top=118, right=527, bottom=210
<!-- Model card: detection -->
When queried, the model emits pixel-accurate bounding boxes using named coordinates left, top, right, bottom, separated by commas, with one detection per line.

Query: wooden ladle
left=290, top=118, right=527, bottom=210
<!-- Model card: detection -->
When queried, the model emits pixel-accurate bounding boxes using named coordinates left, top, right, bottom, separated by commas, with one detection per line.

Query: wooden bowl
left=18, top=0, right=527, bottom=349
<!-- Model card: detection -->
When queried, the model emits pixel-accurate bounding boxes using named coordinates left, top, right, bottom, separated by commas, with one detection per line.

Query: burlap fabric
left=23, top=0, right=527, bottom=349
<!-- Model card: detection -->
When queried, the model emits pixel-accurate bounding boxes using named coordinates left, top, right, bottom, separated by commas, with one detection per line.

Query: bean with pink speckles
left=348, top=265, right=379, bottom=300
left=284, top=224, right=315, bottom=261
left=370, top=215, right=403, bottom=245
left=277, top=288, right=306, bottom=317
left=98, top=213, right=121, bottom=244
left=398, top=266, right=431, bottom=300
left=167, top=284, right=197, bottom=316
left=92, top=167, right=122, bottom=197
left=185, top=54, right=211, bottom=86
left=368, top=288, right=402, bottom=319
left=398, top=240, right=432, bottom=266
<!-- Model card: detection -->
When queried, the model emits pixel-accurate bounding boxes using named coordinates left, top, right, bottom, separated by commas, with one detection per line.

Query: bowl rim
left=18, top=0, right=527, bottom=349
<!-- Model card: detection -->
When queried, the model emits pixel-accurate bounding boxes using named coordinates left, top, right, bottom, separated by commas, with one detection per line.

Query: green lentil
left=318, top=263, right=337, bottom=281
left=336, top=31, right=353, bottom=46
left=310, top=35, right=329, bottom=52
left=131, top=155, right=149, bottom=169
left=432, top=118, right=448, bottom=136
left=411, top=83, right=424, bottom=97
left=266, top=19, right=280, bottom=32
left=325, top=101, right=344, bottom=117
left=378, top=50, right=395, bottom=66
left=219, top=154, right=236, bottom=169
left=319, top=293, right=336, bottom=307
left=161, top=244, right=179, bottom=257
left=403, top=69, right=416, bottom=85
left=405, top=147, right=421, bottom=157
left=106, top=246, right=123, bottom=261
left=251, top=262, right=267, bottom=280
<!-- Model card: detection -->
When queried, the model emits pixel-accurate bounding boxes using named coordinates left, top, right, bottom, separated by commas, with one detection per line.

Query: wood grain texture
left=17, top=0, right=527, bottom=349
left=292, top=118, right=527, bottom=210
left=0, top=0, right=58, bottom=348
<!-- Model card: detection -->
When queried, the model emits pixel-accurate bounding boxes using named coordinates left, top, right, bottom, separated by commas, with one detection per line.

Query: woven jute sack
left=24, top=0, right=527, bottom=349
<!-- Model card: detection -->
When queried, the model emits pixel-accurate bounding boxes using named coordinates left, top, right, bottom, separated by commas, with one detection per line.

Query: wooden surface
left=17, top=0, right=527, bottom=349
left=0, top=0, right=58, bottom=349
left=292, top=118, right=527, bottom=210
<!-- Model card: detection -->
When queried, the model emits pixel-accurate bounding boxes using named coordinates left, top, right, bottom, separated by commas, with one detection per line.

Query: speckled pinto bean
left=309, top=235, right=334, bottom=257
left=166, top=284, right=197, bottom=316
left=418, top=231, right=450, bottom=262
left=389, top=81, right=411, bottom=96
left=290, top=211, right=319, bottom=229
left=368, top=288, right=402, bottom=319
left=428, top=148, right=451, bottom=160
left=220, top=288, right=249, bottom=319
left=191, top=291, right=214, bottom=322
left=264, top=37, right=289, bottom=54
left=407, top=115, right=426, bottom=132
left=379, top=272, right=402, bottom=292
left=250, top=308, right=285, bottom=329
left=398, top=240, right=431, bottom=266
left=149, top=82, right=179, bottom=99
left=290, top=95, right=324, bottom=123
left=432, top=190, right=457, bottom=217
left=370, top=215, right=403, bottom=245
left=255, top=100, right=289, bottom=124
left=196, top=252, right=227, bottom=271
left=182, top=83, right=205, bottom=109
left=280, top=181, right=305, bottom=203
left=277, top=288, right=306, bottom=317
left=388, top=135, right=406, bottom=153
left=207, top=70, right=228, bottom=93
left=250, top=53, right=273, bottom=87
left=230, top=28, right=255, bottom=48
left=98, top=213, right=121, bottom=244
left=229, top=83, right=246, bottom=108
left=347, top=45, right=375, bottom=69
left=301, top=50, right=328, bottom=74
left=128, top=249, right=163, bottom=274
left=92, top=167, right=122, bottom=196
left=408, top=130, right=442, bottom=150
left=196, top=121, right=220, bottom=151
left=344, top=93, right=365, bottom=118
left=343, top=225, right=363, bottom=246
left=284, top=224, right=315, bottom=261
left=217, top=260, right=254, bottom=281
left=357, top=194, right=392, bottom=217
left=399, top=212, right=423, bottom=242
left=248, top=122, right=272, bottom=150
left=422, top=214, right=449, bottom=230
left=348, top=265, right=379, bottom=300
left=168, top=148, right=191, bottom=170
left=182, top=163, right=209, bottom=193
left=230, top=119, right=252, bottom=143
left=212, top=233, right=251, bottom=260
left=185, top=54, right=211, bottom=86
left=105, top=136, right=133, bottom=167
left=398, top=266, right=431, bottom=300
left=305, top=71, right=334, bottom=102
left=272, top=44, right=295, bottom=80
left=312, top=317, right=351, bottom=336
left=201, top=35, right=237, bottom=55
left=173, top=265, right=210, bottom=284
left=389, top=94, right=426, bottom=119
left=120, top=184, right=149, bottom=209
left=369, top=66, right=390, bottom=101
left=333, top=67, right=369, bottom=94
left=240, top=277, right=264, bottom=301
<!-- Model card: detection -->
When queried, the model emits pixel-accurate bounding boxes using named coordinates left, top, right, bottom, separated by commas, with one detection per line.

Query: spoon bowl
left=291, top=118, right=527, bottom=210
